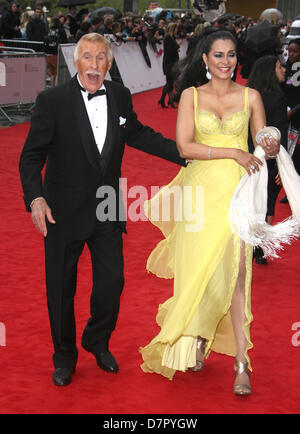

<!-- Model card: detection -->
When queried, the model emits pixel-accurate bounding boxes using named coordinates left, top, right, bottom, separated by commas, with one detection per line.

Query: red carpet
left=0, top=87, right=300, bottom=414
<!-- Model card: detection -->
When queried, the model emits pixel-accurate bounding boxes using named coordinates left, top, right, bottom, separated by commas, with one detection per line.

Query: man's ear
left=107, top=61, right=112, bottom=71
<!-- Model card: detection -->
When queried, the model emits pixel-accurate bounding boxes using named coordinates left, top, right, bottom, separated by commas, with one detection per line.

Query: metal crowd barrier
left=0, top=46, right=36, bottom=54
left=0, top=39, right=45, bottom=53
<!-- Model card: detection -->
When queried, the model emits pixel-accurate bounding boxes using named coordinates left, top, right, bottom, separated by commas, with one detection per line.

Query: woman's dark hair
left=174, top=28, right=237, bottom=101
left=247, top=55, right=283, bottom=95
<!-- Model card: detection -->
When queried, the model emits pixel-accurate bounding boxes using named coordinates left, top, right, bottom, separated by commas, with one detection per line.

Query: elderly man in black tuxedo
left=19, top=33, right=186, bottom=386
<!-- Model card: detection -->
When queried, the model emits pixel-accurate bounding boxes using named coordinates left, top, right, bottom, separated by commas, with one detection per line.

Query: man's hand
left=31, top=198, right=56, bottom=237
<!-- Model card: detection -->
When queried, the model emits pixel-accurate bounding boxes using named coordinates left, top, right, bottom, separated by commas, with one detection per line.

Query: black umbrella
left=57, top=0, right=95, bottom=7
left=89, top=7, right=122, bottom=20
left=245, top=21, right=280, bottom=53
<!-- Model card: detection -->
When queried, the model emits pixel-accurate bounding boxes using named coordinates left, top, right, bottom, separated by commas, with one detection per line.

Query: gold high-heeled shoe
left=189, top=337, right=206, bottom=372
left=233, top=359, right=252, bottom=396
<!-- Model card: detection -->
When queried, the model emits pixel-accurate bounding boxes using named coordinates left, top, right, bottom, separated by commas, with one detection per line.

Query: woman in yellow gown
left=139, top=30, right=280, bottom=395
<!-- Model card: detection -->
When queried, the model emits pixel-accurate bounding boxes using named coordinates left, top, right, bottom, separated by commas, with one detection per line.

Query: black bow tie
left=78, top=82, right=106, bottom=100
left=87, top=89, right=106, bottom=100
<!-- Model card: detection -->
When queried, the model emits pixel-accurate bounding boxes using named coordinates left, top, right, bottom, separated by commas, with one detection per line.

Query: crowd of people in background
left=0, top=2, right=298, bottom=110
left=1, top=3, right=299, bottom=217
left=0, top=2, right=296, bottom=51
left=0, top=2, right=297, bottom=86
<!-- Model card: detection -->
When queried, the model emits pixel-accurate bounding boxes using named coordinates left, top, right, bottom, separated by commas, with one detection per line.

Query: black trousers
left=267, top=159, right=281, bottom=216
left=44, top=221, right=124, bottom=369
left=292, top=143, right=300, bottom=175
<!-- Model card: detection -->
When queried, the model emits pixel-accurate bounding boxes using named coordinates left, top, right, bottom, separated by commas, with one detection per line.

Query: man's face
left=288, top=42, right=300, bottom=64
left=75, top=41, right=112, bottom=94
left=35, top=9, right=42, bottom=19
left=11, top=3, right=18, bottom=13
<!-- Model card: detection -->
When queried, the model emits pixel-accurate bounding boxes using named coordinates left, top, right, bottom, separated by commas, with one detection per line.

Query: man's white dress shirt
left=77, top=76, right=107, bottom=155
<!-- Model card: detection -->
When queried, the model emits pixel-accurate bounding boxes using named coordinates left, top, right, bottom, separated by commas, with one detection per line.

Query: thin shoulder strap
left=192, top=86, right=198, bottom=111
left=244, top=87, right=249, bottom=113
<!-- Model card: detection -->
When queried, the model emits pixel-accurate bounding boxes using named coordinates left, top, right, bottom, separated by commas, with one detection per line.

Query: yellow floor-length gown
left=140, top=86, right=254, bottom=380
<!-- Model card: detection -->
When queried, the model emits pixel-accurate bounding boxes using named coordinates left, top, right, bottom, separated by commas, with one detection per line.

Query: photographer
left=99, top=16, right=114, bottom=36
left=132, top=19, right=151, bottom=67
left=110, top=21, right=124, bottom=44
left=122, top=17, right=135, bottom=41
left=147, top=22, right=163, bottom=57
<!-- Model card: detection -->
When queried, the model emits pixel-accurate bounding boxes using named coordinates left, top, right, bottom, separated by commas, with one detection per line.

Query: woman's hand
left=259, top=135, right=280, bottom=159
left=233, top=149, right=263, bottom=176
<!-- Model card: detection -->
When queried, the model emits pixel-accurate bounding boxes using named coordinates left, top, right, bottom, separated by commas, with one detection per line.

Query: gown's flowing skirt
left=140, top=133, right=253, bottom=380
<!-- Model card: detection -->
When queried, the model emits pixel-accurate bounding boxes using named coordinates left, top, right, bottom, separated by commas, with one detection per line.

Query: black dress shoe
left=52, top=367, right=75, bottom=386
left=94, top=351, right=119, bottom=373
left=253, top=246, right=267, bottom=264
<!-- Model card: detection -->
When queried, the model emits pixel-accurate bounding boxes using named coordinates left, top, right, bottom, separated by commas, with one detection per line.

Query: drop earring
left=206, top=66, right=211, bottom=80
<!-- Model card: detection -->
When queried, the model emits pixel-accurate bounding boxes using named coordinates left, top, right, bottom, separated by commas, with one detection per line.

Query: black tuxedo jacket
left=19, top=76, right=186, bottom=241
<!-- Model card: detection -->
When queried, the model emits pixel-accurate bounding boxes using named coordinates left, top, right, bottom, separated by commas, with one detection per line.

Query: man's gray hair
left=73, top=33, right=114, bottom=64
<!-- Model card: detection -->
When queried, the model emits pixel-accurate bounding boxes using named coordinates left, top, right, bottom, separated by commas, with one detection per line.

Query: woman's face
left=203, top=38, right=237, bottom=80
left=275, top=60, right=286, bottom=82
left=288, top=42, right=300, bottom=63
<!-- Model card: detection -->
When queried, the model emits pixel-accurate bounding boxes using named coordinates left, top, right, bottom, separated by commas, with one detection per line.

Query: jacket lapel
left=70, top=76, right=101, bottom=173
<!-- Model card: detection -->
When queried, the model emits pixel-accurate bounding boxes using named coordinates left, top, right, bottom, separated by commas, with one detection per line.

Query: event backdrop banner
left=58, top=40, right=188, bottom=94
left=0, top=56, right=46, bottom=104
